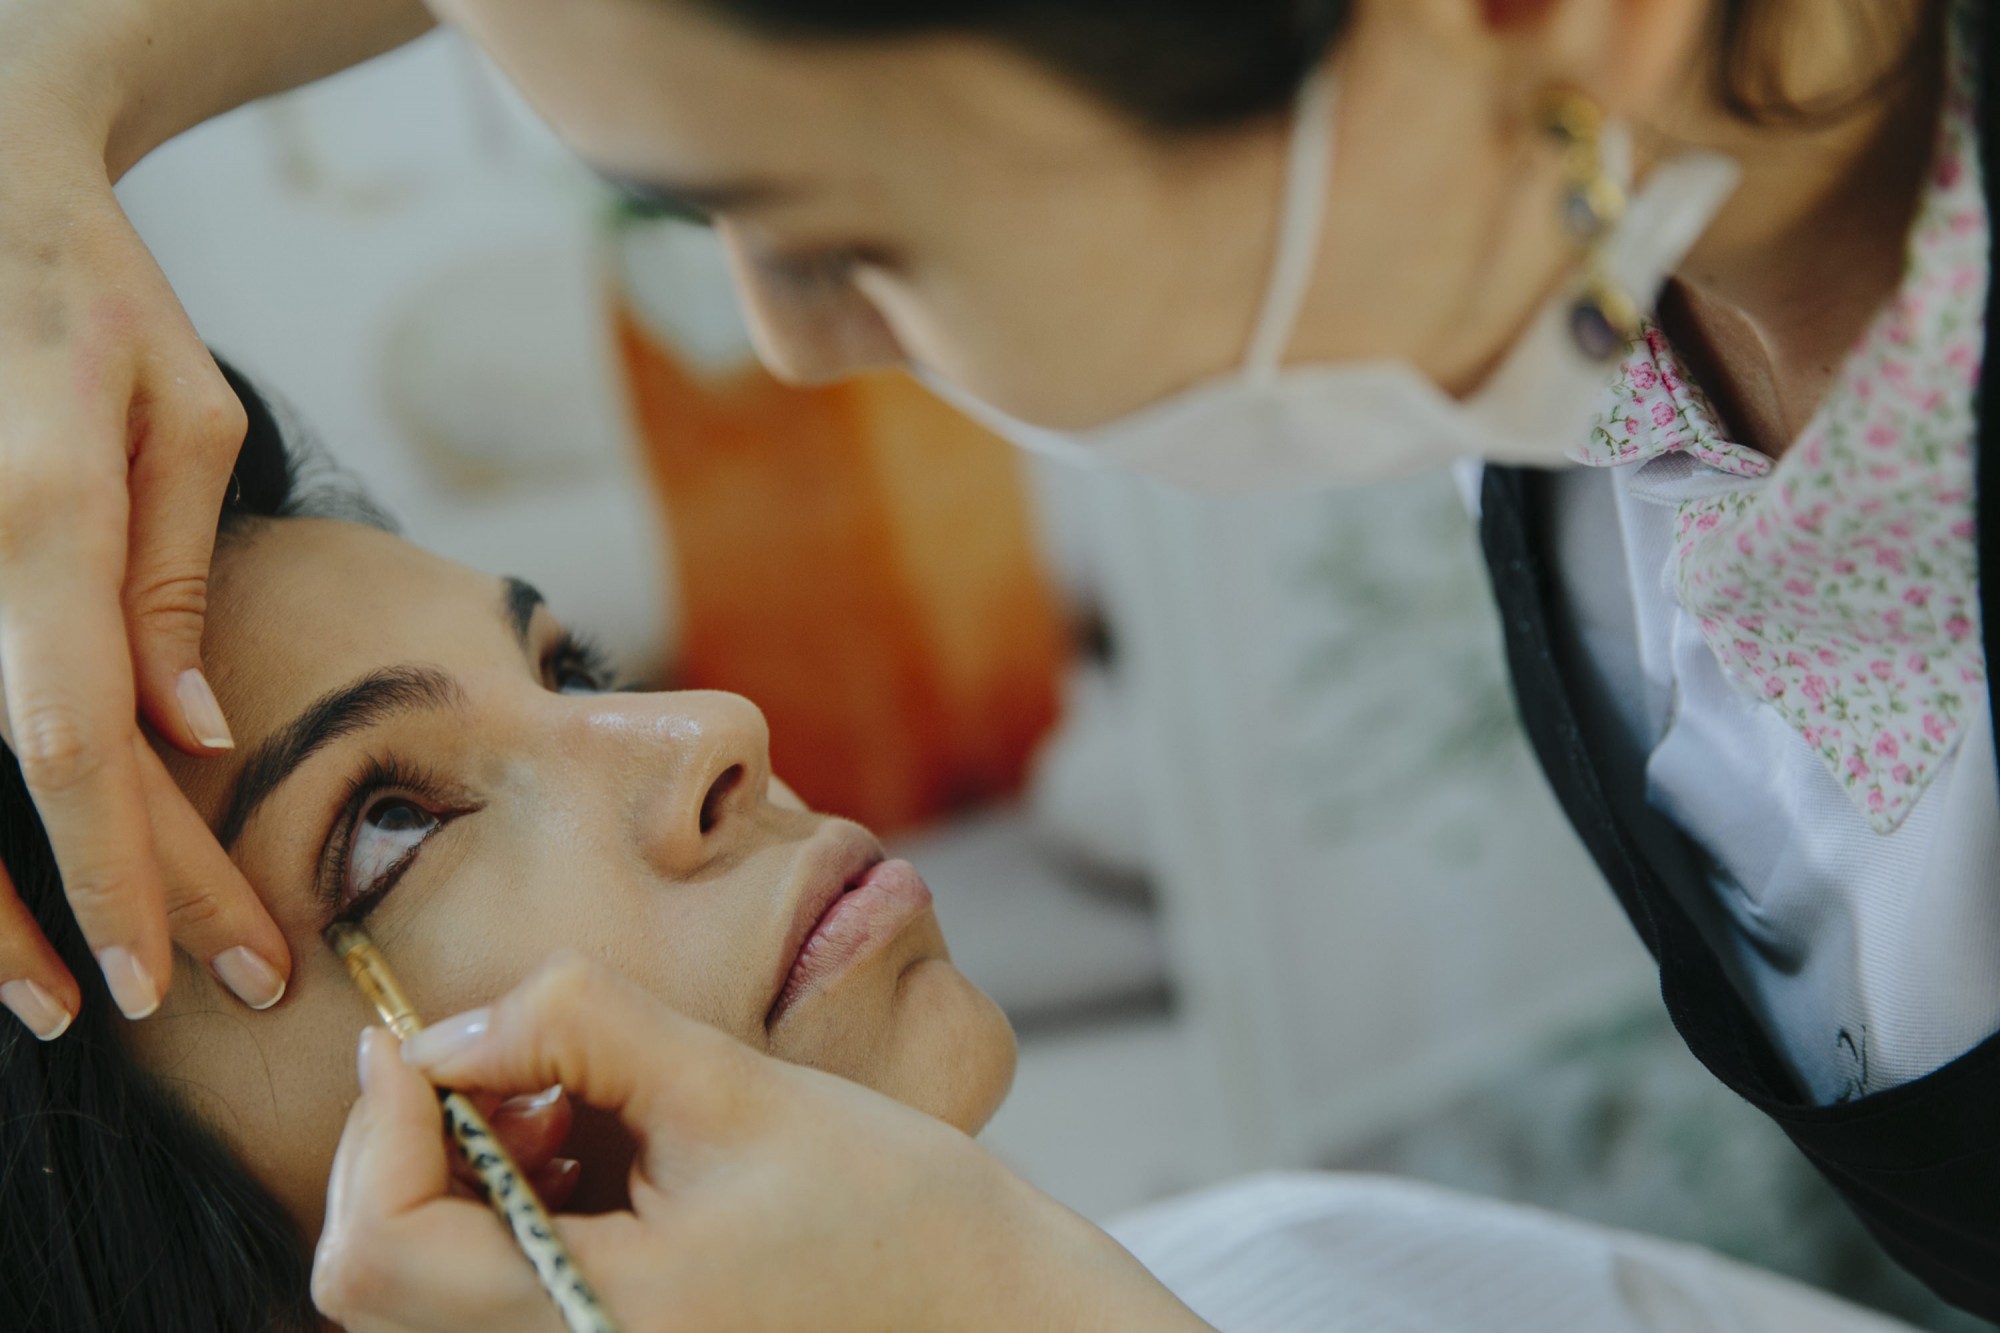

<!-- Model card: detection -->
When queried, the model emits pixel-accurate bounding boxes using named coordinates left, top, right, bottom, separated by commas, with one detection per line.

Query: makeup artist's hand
left=315, top=955, right=1213, bottom=1333
left=0, top=0, right=294, bottom=1040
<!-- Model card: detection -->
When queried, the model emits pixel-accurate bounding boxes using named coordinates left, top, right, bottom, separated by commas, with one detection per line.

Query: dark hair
left=698, top=0, right=1928, bottom=132
left=0, top=360, right=385, bottom=1333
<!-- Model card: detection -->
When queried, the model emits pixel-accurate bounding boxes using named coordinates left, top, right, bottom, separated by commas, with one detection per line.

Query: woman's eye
left=556, top=665, right=612, bottom=696
left=346, top=797, right=441, bottom=902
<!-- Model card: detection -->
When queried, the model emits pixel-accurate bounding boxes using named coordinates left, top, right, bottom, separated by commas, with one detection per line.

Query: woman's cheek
left=769, top=775, right=809, bottom=811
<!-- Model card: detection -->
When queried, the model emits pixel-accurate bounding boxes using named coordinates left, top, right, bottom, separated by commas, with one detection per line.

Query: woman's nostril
left=699, top=764, right=745, bottom=835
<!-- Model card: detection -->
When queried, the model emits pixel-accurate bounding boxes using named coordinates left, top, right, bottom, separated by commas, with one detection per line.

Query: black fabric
left=1475, top=11, right=2000, bottom=1315
left=1980, top=0, right=2000, bottom=789
left=1480, top=467, right=2000, bottom=1320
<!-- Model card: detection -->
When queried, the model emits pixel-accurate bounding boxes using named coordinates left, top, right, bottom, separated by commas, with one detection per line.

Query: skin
left=433, top=0, right=1942, bottom=459
left=125, top=515, right=1017, bottom=1233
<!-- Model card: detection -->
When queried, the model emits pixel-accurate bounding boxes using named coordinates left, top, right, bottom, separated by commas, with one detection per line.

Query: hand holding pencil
left=312, top=954, right=1212, bottom=1333
left=324, top=925, right=619, bottom=1333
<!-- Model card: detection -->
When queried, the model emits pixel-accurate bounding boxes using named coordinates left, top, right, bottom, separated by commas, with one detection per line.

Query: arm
left=101, top=0, right=436, bottom=177
left=0, top=0, right=436, bottom=178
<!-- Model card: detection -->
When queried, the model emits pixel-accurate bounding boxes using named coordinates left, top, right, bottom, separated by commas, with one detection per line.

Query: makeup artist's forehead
left=444, top=0, right=1128, bottom=210
left=201, top=519, right=523, bottom=753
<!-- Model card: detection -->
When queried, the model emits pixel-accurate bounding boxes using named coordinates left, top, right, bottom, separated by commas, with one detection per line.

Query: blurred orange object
left=612, top=298, right=1069, bottom=833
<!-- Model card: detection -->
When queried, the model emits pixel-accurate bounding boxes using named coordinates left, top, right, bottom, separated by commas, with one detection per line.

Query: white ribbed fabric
left=1109, top=1173, right=1917, bottom=1333
left=1549, top=459, right=2000, bottom=1104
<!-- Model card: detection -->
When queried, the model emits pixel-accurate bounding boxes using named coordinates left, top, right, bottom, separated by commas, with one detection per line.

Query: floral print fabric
left=1569, top=46, right=1988, bottom=835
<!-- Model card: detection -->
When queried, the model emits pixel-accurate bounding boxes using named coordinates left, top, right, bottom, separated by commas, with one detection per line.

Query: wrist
left=0, top=1, right=137, bottom=172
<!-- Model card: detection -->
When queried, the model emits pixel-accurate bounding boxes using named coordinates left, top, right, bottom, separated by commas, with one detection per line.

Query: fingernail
left=177, top=669, right=235, bottom=751
left=498, top=1083, right=563, bottom=1117
left=357, top=1027, right=385, bottom=1093
left=401, top=1008, right=489, bottom=1068
left=1, top=979, right=74, bottom=1041
left=210, top=947, right=287, bottom=1010
left=94, top=948, right=161, bottom=1020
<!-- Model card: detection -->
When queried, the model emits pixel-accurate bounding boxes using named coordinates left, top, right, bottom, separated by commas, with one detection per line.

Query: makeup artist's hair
left=694, top=0, right=1928, bottom=132
left=0, top=360, right=386, bottom=1333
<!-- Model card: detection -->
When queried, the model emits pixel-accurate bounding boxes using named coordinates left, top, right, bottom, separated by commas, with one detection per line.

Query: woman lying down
left=0, top=363, right=1920, bottom=1333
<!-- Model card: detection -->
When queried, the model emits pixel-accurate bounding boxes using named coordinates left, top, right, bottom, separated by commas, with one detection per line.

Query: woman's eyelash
left=322, top=756, right=458, bottom=922
left=548, top=631, right=625, bottom=693
left=320, top=633, right=618, bottom=922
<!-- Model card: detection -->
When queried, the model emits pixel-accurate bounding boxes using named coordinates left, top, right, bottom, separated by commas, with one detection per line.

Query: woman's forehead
left=206, top=519, right=518, bottom=725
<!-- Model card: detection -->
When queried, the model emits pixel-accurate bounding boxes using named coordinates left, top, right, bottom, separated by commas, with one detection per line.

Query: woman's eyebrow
left=503, top=576, right=544, bottom=648
left=215, top=666, right=466, bottom=850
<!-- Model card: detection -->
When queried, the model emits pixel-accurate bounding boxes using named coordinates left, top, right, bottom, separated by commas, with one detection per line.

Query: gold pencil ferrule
left=324, top=922, right=425, bottom=1039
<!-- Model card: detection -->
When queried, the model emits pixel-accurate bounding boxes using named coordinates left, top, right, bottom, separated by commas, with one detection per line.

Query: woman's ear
left=1397, top=0, right=1712, bottom=121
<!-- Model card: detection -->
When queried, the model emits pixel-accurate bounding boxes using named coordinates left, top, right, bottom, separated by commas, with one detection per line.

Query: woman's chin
left=887, top=956, right=1017, bottom=1135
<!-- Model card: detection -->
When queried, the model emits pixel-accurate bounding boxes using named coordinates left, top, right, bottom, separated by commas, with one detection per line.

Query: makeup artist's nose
left=630, top=691, right=773, bottom=876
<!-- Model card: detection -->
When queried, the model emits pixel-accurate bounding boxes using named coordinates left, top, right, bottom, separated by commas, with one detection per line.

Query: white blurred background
left=114, top=32, right=1977, bottom=1329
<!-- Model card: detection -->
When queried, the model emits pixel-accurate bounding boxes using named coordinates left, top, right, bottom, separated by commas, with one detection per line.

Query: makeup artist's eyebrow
left=597, top=168, right=798, bottom=223
left=216, top=667, right=466, bottom=849
left=503, top=576, right=545, bottom=649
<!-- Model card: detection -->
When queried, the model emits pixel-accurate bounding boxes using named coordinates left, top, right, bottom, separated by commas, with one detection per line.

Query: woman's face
left=430, top=0, right=1717, bottom=428
left=130, top=516, right=1015, bottom=1232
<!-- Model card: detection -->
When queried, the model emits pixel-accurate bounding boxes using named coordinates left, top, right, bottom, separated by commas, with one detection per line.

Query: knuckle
left=311, top=1231, right=391, bottom=1318
left=149, top=356, right=247, bottom=434
left=524, top=952, right=606, bottom=1018
left=162, top=886, right=225, bottom=937
left=151, top=372, right=249, bottom=460
left=127, top=570, right=209, bottom=640
left=188, top=385, right=249, bottom=445
left=57, top=864, right=129, bottom=918
left=10, top=705, right=107, bottom=795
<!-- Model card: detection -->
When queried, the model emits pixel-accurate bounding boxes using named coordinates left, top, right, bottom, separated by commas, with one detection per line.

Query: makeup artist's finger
left=451, top=1086, right=573, bottom=1195
left=327, top=1028, right=450, bottom=1218
left=316, top=1029, right=554, bottom=1332
left=0, top=856, right=79, bottom=1040
left=121, top=349, right=245, bottom=758
left=0, top=378, right=182, bottom=1022
left=530, top=1157, right=582, bottom=1212
left=401, top=953, right=761, bottom=1144
left=137, top=738, right=290, bottom=1009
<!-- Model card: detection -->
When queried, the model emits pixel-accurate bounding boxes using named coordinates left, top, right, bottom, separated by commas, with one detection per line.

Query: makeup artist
left=1, top=0, right=1996, bottom=1324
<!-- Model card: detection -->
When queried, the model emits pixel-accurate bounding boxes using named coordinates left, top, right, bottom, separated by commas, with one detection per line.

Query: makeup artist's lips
left=767, top=829, right=934, bottom=1026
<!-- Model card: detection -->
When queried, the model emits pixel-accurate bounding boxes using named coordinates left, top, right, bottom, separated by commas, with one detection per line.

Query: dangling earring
left=1538, top=88, right=1642, bottom=360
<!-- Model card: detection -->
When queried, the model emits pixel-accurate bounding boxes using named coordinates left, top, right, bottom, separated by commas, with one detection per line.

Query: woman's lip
left=767, top=858, right=934, bottom=1025
left=764, top=827, right=887, bottom=1023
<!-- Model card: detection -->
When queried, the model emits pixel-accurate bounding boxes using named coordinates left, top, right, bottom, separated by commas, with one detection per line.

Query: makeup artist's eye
left=346, top=797, right=441, bottom=904
left=756, top=244, right=898, bottom=293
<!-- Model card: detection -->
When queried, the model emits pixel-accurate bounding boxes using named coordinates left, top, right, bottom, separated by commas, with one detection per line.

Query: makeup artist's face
left=127, top=517, right=1015, bottom=1233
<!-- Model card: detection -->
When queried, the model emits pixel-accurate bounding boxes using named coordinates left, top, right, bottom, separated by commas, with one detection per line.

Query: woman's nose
left=720, top=227, right=906, bottom=385
left=624, top=690, right=775, bottom=877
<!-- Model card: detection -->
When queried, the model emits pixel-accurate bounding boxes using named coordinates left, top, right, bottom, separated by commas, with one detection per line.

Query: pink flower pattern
left=1568, top=44, right=1988, bottom=835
